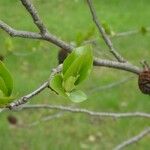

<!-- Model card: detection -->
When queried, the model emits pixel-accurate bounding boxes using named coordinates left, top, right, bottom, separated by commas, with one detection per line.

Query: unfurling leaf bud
left=50, top=45, right=93, bottom=102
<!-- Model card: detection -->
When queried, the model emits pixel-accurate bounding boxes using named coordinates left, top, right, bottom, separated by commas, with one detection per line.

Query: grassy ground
left=0, top=0, right=150, bottom=150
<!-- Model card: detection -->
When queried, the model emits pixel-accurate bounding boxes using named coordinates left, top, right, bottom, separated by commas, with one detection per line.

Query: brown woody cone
left=138, top=67, right=150, bottom=94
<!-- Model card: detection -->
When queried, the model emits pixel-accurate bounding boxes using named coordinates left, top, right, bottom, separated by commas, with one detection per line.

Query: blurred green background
left=0, top=0, right=150, bottom=149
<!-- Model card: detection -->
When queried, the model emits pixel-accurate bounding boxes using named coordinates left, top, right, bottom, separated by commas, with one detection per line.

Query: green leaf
left=62, top=47, right=81, bottom=75
left=67, top=90, right=87, bottom=103
left=49, top=74, right=66, bottom=96
left=0, top=77, right=8, bottom=96
left=63, top=55, right=84, bottom=81
left=0, top=61, right=15, bottom=107
left=75, top=46, right=93, bottom=85
left=0, top=61, right=13, bottom=96
left=50, top=45, right=93, bottom=103
left=63, top=45, right=93, bottom=85
left=62, top=76, right=77, bottom=92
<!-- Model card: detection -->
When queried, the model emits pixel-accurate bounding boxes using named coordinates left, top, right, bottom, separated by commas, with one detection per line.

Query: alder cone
left=138, top=69, right=150, bottom=94
left=58, top=49, right=68, bottom=64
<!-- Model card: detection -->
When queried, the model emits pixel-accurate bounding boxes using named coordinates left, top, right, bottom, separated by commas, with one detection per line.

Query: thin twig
left=114, top=127, right=150, bottom=150
left=0, top=0, right=142, bottom=109
left=0, top=0, right=141, bottom=74
left=86, top=0, right=126, bottom=62
left=0, top=20, right=42, bottom=39
left=89, top=76, right=134, bottom=94
left=84, top=27, right=150, bottom=44
left=21, top=0, right=47, bottom=34
left=0, top=21, right=141, bottom=74
left=20, top=0, right=73, bottom=50
left=7, top=81, right=49, bottom=109
left=6, top=66, right=60, bottom=109
left=114, top=30, right=139, bottom=38
left=19, top=104, right=150, bottom=119
left=94, top=58, right=140, bottom=74
left=27, top=112, right=65, bottom=127
left=113, top=27, right=150, bottom=38
left=26, top=104, right=74, bottom=127
left=6, top=64, right=62, bottom=109
left=0, top=20, right=73, bottom=51
left=3, top=59, right=140, bottom=109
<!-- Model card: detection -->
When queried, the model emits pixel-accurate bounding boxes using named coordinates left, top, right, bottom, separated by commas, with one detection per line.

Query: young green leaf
left=0, top=77, right=8, bottom=96
left=62, top=76, right=77, bottom=92
left=62, top=47, right=81, bottom=75
left=63, top=45, right=93, bottom=84
left=63, top=55, right=83, bottom=81
left=0, top=61, right=13, bottom=96
left=49, top=45, right=93, bottom=103
left=49, top=74, right=66, bottom=96
left=67, top=90, right=87, bottom=103
left=75, top=46, right=93, bottom=84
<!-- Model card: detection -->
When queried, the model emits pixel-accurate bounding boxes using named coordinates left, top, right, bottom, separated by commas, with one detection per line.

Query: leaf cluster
left=50, top=45, right=93, bottom=102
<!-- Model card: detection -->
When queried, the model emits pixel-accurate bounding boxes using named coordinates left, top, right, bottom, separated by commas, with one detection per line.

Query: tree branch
left=3, top=59, right=139, bottom=109
left=5, top=59, right=139, bottom=109
left=86, top=0, right=126, bottom=62
left=0, top=2, right=148, bottom=149
left=0, top=0, right=141, bottom=75
left=0, top=20, right=73, bottom=51
left=7, top=81, right=49, bottom=109
left=82, top=27, right=150, bottom=45
left=20, top=0, right=74, bottom=50
left=20, top=0, right=47, bottom=34
left=114, top=127, right=150, bottom=150
left=89, top=76, right=134, bottom=94
left=94, top=58, right=141, bottom=74
left=0, top=0, right=143, bottom=109
left=18, top=104, right=150, bottom=119
left=0, top=21, right=140, bottom=75
left=0, top=20, right=42, bottom=39
left=6, top=64, right=63, bottom=109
